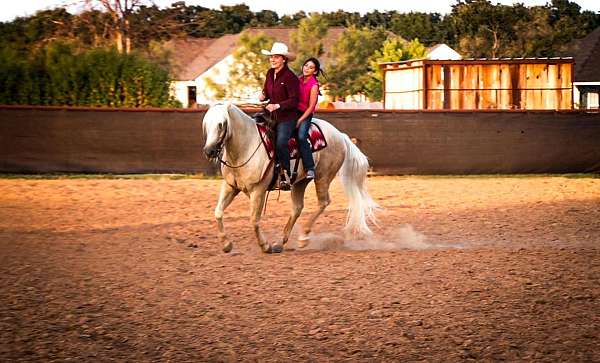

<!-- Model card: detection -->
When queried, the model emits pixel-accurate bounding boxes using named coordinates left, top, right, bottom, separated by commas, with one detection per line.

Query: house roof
left=426, top=44, right=462, bottom=60
left=562, top=26, right=600, bottom=82
left=168, top=27, right=346, bottom=80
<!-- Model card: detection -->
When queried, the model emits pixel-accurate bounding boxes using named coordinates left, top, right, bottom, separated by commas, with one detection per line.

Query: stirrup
left=279, top=171, right=291, bottom=191
left=279, top=180, right=291, bottom=191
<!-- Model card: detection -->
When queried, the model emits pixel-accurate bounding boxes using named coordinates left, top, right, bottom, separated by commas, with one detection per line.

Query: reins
left=214, top=114, right=263, bottom=169
left=217, top=141, right=262, bottom=169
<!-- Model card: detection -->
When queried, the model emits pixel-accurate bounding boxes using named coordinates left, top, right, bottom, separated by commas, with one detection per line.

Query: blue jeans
left=297, top=115, right=315, bottom=171
left=276, top=119, right=296, bottom=175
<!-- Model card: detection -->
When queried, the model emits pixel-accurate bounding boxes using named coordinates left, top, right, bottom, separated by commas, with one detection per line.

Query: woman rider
left=296, top=57, right=324, bottom=180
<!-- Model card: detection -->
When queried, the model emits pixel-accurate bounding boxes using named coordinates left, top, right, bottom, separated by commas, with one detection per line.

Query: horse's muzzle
left=204, top=145, right=219, bottom=159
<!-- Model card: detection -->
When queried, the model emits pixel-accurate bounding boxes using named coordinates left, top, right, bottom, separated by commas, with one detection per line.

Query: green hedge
left=0, top=42, right=180, bottom=108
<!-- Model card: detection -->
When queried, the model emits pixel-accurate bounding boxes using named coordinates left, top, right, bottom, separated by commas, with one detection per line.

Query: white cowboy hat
left=261, top=42, right=296, bottom=60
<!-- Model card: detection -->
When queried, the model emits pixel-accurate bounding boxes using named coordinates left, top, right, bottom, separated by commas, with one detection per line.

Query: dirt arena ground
left=1, top=175, right=599, bottom=362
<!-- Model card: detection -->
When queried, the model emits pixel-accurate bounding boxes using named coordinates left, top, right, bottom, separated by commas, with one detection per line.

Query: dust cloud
left=289, top=225, right=462, bottom=251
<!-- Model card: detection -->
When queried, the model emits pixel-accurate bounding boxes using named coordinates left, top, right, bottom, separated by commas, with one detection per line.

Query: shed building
left=381, top=58, right=574, bottom=110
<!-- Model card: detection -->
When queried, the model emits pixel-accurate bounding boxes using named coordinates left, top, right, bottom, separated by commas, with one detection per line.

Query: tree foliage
left=326, top=26, right=387, bottom=99
left=2, top=0, right=598, bottom=57
left=208, top=31, right=275, bottom=101
left=0, top=41, right=179, bottom=107
left=1, top=0, right=599, bottom=106
left=365, top=38, right=427, bottom=101
left=289, top=13, right=329, bottom=71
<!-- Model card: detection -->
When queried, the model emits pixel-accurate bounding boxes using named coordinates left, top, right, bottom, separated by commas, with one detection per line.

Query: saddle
left=253, top=110, right=327, bottom=190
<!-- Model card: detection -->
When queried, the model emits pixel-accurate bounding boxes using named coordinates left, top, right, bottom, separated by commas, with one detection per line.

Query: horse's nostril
left=204, top=147, right=218, bottom=158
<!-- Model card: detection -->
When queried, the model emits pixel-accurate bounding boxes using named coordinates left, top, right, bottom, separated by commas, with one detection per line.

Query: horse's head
left=202, top=103, right=230, bottom=159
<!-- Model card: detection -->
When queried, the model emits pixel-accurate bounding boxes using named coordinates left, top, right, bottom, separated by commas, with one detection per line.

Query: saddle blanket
left=257, top=122, right=327, bottom=160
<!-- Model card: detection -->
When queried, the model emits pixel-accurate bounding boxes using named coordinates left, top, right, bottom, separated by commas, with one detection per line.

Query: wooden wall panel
left=385, top=67, right=423, bottom=109
left=499, top=64, right=512, bottom=109
left=2, top=108, right=599, bottom=175
left=427, top=65, right=444, bottom=109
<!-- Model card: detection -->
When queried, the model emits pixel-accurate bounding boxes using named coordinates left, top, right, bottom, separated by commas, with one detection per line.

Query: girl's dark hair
left=301, top=57, right=327, bottom=80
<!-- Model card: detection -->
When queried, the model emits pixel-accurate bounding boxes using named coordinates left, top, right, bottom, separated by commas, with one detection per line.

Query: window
left=187, top=86, right=197, bottom=108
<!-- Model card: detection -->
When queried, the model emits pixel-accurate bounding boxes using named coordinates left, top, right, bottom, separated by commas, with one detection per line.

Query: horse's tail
left=339, top=133, right=379, bottom=236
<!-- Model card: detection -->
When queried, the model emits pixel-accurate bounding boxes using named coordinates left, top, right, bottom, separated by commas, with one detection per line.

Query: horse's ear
left=224, top=100, right=232, bottom=110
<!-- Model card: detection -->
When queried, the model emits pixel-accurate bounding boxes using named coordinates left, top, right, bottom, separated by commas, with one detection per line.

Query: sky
left=2, top=0, right=599, bottom=22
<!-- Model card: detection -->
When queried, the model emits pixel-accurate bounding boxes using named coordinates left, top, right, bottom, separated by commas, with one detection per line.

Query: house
left=563, top=26, right=600, bottom=110
left=166, top=27, right=345, bottom=107
left=380, top=58, right=574, bottom=110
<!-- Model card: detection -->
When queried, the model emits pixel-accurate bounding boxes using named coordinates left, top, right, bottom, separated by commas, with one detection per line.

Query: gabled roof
left=165, top=35, right=239, bottom=80
left=563, top=26, right=600, bottom=82
left=426, top=44, right=462, bottom=60
left=168, top=27, right=346, bottom=81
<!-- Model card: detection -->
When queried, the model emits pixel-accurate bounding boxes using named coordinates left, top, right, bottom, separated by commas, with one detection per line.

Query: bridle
left=213, top=118, right=263, bottom=169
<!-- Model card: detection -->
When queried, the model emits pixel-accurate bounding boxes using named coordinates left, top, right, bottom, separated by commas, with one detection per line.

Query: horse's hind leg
left=215, top=181, right=240, bottom=253
left=281, top=179, right=309, bottom=248
left=298, top=177, right=332, bottom=248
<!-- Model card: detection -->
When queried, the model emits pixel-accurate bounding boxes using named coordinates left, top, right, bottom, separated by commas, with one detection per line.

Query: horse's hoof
left=270, top=244, right=283, bottom=254
left=222, top=242, right=233, bottom=253
left=297, top=235, right=310, bottom=248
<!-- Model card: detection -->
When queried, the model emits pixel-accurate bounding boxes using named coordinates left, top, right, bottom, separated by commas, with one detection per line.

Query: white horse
left=202, top=103, right=378, bottom=253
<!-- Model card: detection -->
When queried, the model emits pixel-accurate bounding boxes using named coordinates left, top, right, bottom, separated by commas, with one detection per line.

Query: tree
left=85, top=0, right=149, bottom=53
left=548, top=0, right=600, bottom=53
left=365, top=37, right=427, bottom=101
left=0, top=40, right=179, bottom=107
left=508, top=6, right=555, bottom=57
left=208, top=31, right=275, bottom=101
left=321, top=10, right=360, bottom=27
left=289, top=13, right=329, bottom=71
left=326, top=26, right=386, bottom=100
left=450, top=0, right=529, bottom=58
left=250, top=10, right=279, bottom=27
left=280, top=11, right=307, bottom=26
left=389, top=12, right=447, bottom=45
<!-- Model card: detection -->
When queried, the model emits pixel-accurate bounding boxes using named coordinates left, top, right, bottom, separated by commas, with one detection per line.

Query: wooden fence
left=1, top=106, right=599, bottom=175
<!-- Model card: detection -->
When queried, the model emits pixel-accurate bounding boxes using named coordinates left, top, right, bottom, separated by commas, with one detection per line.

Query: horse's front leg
left=249, top=188, right=272, bottom=253
left=282, top=180, right=309, bottom=247
left=215, top=181, right=240, bottom=253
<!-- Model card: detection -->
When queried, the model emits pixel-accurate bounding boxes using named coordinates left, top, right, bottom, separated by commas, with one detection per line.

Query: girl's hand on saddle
left=296, top=119, right=305, bottom=128
left=265, top=103, right=280, bottom=112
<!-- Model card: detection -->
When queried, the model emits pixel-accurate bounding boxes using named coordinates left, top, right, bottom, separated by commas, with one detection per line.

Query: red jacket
left=262, top=65, right=300, bottom=122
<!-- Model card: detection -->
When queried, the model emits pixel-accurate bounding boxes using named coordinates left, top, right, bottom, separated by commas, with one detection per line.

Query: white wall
left=195, top=54, right=264, bottom=105
left=384, top=67, right=424, bottom=109
left=171, top=80, right=196, bottom=108
left=573, top=83, right=600, bottom=109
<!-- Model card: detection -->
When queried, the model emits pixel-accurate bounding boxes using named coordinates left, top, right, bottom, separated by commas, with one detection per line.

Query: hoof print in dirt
left=187, top=243, right=198, bottom=249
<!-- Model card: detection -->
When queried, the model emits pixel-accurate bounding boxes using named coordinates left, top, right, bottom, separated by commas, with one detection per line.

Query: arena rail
left=1, top=106, right=599, bottom=174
